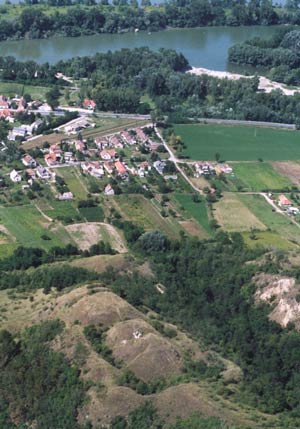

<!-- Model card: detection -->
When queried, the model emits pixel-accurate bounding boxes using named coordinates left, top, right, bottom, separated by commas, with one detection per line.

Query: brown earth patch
left=272, top=161, right=300, bottom=185
left=106, top=319, right=182, bottom=382
left=65, top=222, right=127, bottom=253
left=179, top=220, right=209, bottom=238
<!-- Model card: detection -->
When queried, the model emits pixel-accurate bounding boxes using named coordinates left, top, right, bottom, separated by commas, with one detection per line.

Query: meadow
left=175, top=124, right=300, bottom=161
left=231, top=162, right=293, bottom=191
left=0, top=81, right=49, bottom=99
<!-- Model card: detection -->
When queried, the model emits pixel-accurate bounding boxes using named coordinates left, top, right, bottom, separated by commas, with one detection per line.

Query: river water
left=0, top=26, right=280, bottom=70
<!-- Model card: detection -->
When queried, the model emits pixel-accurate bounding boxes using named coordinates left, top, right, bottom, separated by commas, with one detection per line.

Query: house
left=82, top=99, right=96, bottom=110
left=287, top=207, right=300, bottom=215
left=36, top=166, right=51, bottom=180
left=58, top=192, right=73, bottom=200
left=10, top=169, right=22, bottom=182
left=137, top=161, right=150, bottom=177
left=278, top=194, right=292, bottom=207
left=121, top=131, right=135, bottom=145
left=26, top=169, right=36, bottom=179
left=75, top=140, right=85, bottom=152
left=17, top=97, right=26, bottom=112
left=115, top=160, right=127, bottom=177
left=8, top=126, right=27, bottom=141
left=49, top=144, right=62, bottom=156
left=135, top=128, right=148, bottom=142
left=148, top=142, right=160, bottom=152
left=0, top=109, right=13, bottom=122
left=22, top=155, right=37, bottom=168
left=95, top=137, right=109, bottom=149
left=45, top=153, right=59, bottom=167
left=103, top=161, right=114, bottom=175
left=104, top=184, right=115, bottom=196
left=100, top=149, right=117, bottom=161
left=110, top=135, right=123, bottom=148
left=38, top=103, right=52, bottom=113
left=0, top=95, right=9, bottom=109
left=81, top=162, right=104, bottom=178
left=64, top=152, right=75, bottom=164
left=29, top=118, right=43, bottom=134
left=153, top=160, right=166, bottom=175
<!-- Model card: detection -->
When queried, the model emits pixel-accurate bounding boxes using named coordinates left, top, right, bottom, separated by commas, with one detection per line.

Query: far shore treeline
left=2, top=47, right=300, bottom=125
left=0, top=0, right=299, bottom=42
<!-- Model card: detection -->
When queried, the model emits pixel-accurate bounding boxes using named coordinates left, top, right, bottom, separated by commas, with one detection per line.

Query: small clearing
left=65, top=222, right=127, bottom=253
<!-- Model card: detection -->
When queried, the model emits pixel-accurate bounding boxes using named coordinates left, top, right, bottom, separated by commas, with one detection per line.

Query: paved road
left=154, top=126, right=203, bottom=194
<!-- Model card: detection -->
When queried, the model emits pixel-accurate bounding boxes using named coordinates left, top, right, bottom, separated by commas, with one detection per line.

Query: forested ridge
left=0, top=0, right=288, bottom=42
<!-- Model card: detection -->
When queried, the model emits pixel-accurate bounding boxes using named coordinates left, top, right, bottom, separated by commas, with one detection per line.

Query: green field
left=175, top=193, right=213, bottom=235
left=42, top=200, right=79, bottom=220
left=231, top=162, right=293, bottom=191
left=0, top=81, right=50, bottom=100
left=57, top=167, right=88, bottom=199
left=175, top=124, right=300, bottom=161
left=239, top=194, right=300, bottom=246
left=0, top=205, right=65, bottom=250
left=78, top=206, right=104, bottom=222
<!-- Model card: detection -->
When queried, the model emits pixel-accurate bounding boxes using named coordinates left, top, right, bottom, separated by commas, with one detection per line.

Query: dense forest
left=3, top=47, right=300, bottom=124
left=228, top=26, right=300, bottom=86
left=0, top=0, right=288, bottom=41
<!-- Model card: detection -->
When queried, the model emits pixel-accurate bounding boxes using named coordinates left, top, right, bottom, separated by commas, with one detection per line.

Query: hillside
left=0, top=281, right=279, bottom=429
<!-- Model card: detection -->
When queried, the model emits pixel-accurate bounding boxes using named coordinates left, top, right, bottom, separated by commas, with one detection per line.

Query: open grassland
left=0, top=81, right=50, bottom=99
left=0, top=205, right=65, bottom=249
left=174, top=193, right=213, bottom=237
left=42, top=200, right=79, bottom=220
left=239, top=194, right=300, bottom=246
left=114, top=194, right=182, bottom=238
left=242, top=231, right=298, bottom=250
left=213, top=193, right=266, bottom=232
left=175, top=124, right=300, bottom=161
left=231, top=162, right=293, bottom=191
left=57, top=167, right=88, bottom=199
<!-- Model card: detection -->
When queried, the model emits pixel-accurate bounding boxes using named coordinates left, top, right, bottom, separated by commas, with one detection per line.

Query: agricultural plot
left=0, top=81, right=50, bottom=99
left=174, top=124, right=300, bottom=161
left=42, top=200, right=79, bottom=221
left=174, top=193, right=213, bottom=237
left=272, top=161, right=300, bottom=185
left=65, top=222, right=127, bottom=253
left=114, top=194, right=182, bottom=238
left=0, top=205, right=65, bottom=250
left=82, top=117, right=149, bottom=139
left=239, top=194, right=300, bottom=246
left=213, top=193, right=266, bottom=232
left=78, top=206, right=104, bottom=222
left=230, top=162, right=292, bottom=191
left=242, top=231, right=297, bottom=250
left=57, top=167, right=88, bottom=199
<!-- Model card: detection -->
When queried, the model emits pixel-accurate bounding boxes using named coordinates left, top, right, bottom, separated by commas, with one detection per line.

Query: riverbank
left=188, top=67, right=300, bottom=96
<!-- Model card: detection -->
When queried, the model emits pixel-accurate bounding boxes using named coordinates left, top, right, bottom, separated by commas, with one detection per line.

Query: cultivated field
left=272, top=161, right=300, bottom=185
left=175, top=124, right=300, bottom=161
left=231, top=162, right=293, bottom=191
left=174, top=193, right=212, bottom=237
left=0, top=81, right=50, bottom=99
left=57, top=167, right=88, bottom=199
left=240, top=194, right=300, bottom=246
left=213, top=193, right=266, bottom=232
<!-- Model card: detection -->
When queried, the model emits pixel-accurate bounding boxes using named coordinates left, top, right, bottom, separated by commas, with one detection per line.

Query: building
left=278, top=194, right=292, bottom=207
left=115, top=160, right=127, bottom=177
left=104, top=184, right=115, bottom=195
left=153, top=160, right=166, bottom=175
left=22, top=155, right=37, bottom=168
left=100, top=149, right=117, bottom=161
left=36, top=166, right=51, bottom=180
left=82, top=99, right=96, bottom=110
left=45, top=153, right=59, bottom=167
left=103, top=161, right=114, bottom=175
left=58, top=192, right=73, bottom=200
left=10, top=169, right=22, bottom=182
left=135, top=128, right=148, bottom=142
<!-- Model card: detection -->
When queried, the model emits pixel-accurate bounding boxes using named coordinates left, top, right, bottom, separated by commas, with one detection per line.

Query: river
left=0, top=26, right=280, bottom=70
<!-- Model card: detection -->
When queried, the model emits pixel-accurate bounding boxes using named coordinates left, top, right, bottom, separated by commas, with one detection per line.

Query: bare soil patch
left=65, top=222, right=127, bottom=253
left=272, top=161, right=300, bottom=185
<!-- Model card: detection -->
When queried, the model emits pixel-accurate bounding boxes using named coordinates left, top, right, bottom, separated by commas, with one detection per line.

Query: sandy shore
left=188, top=67, right=300, bottom=96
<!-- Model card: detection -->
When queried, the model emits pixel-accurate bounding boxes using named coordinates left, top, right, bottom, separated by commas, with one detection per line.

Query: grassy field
left=240, top=194, right=300, bottom=246
left=0, top=205, right=65, bottom=250
left=78, top=206, right=104, bottom=222
left=0, top=81, right=49, bottom=100
left=42, top=200, right=79, bottom=220
left=242, top=231, right=298, bottom=250
left=231, top=162, right=293, bottom=191
left=82, top=117, right=149, bottom=139
left=214, top=193, right=266, bottom=232
left=175, top=124, right=300, bottom=161
left=57, top=167, right=88, bottom=199
left=114, top=194, right=182, bottom=238
left=175, top=193, right=213, bottom=236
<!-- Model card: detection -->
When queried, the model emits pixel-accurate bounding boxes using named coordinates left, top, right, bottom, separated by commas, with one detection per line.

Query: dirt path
left=35, top=204, right=53, bottom=222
